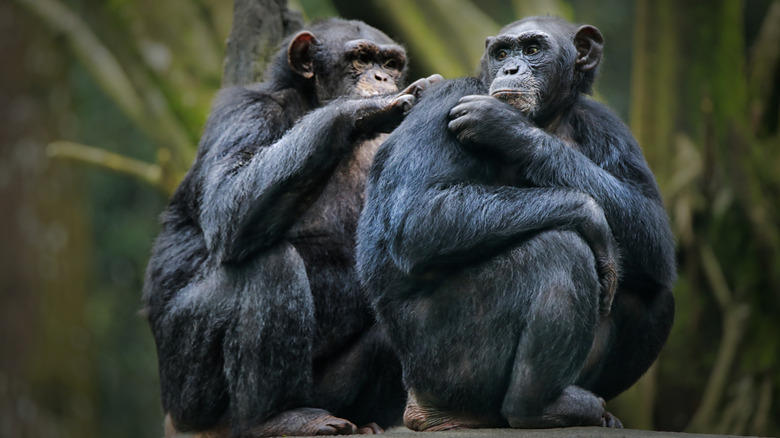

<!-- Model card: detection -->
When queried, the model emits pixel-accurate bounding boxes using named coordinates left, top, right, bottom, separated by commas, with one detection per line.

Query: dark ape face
left=481, top=17, right=603, bottom=126
left=288, top=20, right=407, bottom=102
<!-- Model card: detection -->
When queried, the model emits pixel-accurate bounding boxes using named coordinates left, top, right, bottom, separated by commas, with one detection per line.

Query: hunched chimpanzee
left=143, top=18, right=440, bottom=437
left=356, top=16, right=675, bottom=430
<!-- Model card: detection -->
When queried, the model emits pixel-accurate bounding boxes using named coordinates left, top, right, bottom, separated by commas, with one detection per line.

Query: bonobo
left=357, top=16, right=675, bottom=430
left=143, top=18, right=440, bottom=437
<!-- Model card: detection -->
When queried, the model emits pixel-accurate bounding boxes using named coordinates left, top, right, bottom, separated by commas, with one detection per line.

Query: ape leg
left=588, top=287, right=675, bottom=400
left=159, top=243, right=358, bottom=437
left=311, top=324, right=406, bottom=431
left=397, top=231, right=616, bottom=431
left=500, top=231, right=618, bottom=428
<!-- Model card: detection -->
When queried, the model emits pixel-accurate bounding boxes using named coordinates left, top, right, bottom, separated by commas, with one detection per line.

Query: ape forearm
left=389, top=185, right=613, bottom=276
left=201, top=103, right=355, bottom=264
left=523, top=132, right=675, bottom=287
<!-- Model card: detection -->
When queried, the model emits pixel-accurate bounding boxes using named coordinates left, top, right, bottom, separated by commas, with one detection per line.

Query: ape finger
left=603, top=411, right=623, bottom=428
left=597, top=255, right=618, bottom=316
left=457, top=94, right=494, bottom=104
left=448, top=101, right=480, bottom=121
left=391, top=93, right=416, bottom=115
left=368, top=94, right=415, bottom=133
left=402, top=74, right=445, bottom=99
left=325, top=418, right=358, bottom=435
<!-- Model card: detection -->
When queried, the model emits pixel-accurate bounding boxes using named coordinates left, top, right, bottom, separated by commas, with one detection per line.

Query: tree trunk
left=222, top=0, right=303, bottom=87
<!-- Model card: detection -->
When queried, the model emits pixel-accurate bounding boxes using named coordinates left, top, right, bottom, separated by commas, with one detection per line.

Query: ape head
left=480, top=16, right=604, bottom=126
left=269, top=19, right=408, bottom=104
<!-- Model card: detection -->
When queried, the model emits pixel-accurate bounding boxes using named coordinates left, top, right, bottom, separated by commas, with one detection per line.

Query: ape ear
left=574, top=25, right=604, bottom=72
left=288, top=31, right=318, bottom=79
left=484, top=36, right=494, bottom=48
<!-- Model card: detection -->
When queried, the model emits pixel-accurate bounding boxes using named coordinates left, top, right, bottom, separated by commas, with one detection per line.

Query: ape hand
left=448, top=95, right=535, bottom=158
left=350, top=94, right=412, bottom=134
left=575, top=197, right=619, bottom=316
left=353, top=75, right=444, bottom=134
left=401, top=74, right=445, bottom=99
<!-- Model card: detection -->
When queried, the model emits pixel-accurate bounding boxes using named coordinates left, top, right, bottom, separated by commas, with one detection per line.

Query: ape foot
left=403, top=392, right=504, bottom=432
left=603, top=411, right=623, bottom=428
left=506, top=386, right=620, bottom=429
left=249, top=408, right=358, bottom=436
left=357, top=422, right=384, bottom=434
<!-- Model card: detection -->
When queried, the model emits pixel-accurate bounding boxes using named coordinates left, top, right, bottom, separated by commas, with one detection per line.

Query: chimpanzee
left=143, top=18, right=441, bottom=437
left=356, top=16, right=676, bottom=430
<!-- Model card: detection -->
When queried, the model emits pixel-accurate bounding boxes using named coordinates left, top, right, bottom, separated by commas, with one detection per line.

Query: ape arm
left=388, top=184, right=617, bottom=290
left=449, top=95, right=674, bottom=289
left=197, top=88, right=408, bottom=265
left=520, top=119, right=675, bottom=290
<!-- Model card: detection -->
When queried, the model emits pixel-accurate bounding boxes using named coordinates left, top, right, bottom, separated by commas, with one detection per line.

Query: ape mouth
left=490, top=90, right=530, bottom=97
left=354, top=87, right=398, bottom=98
left=357, top=89, right=382, bottom=97
left=490, top=90, right=537, bottom=113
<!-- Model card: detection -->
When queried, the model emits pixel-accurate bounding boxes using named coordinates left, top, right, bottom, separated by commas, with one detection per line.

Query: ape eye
left=384, top=59, right=398, bottom=70
left=353, top=53, right=372, bottom=68
left=524, top=45, right=540, bottom=56
left=496, top=50, right=508, bottom=61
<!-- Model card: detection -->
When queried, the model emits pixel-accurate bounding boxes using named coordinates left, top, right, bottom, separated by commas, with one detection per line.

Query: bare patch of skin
left=403, top=392, right=506, bottom=432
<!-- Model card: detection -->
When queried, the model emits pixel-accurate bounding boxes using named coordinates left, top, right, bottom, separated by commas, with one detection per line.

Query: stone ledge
left=364, top=427, right=763, bottom=438
left=174, top=426, right=764, bottom=437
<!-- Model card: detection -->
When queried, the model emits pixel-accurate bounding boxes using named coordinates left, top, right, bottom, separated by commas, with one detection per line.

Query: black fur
left=143, top=18, right=409, bottom=436
left=356, top=16, right=675, bottom=429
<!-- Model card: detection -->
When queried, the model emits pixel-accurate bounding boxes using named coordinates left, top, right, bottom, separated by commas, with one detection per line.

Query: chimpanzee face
left=480, top=17, right=602, bottom=126
left=342, top=39, right=407, bottom=98
left=287, top=22, right=408, bottom=102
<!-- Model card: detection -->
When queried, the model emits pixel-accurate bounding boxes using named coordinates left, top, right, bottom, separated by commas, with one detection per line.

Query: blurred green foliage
left=1, top=0, right=778, bottom=437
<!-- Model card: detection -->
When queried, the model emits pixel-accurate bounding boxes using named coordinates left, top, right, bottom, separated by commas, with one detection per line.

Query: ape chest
left=292, top=135, right=384, bottom=240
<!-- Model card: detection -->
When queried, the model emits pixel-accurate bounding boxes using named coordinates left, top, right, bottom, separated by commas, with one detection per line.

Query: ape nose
left=375, top=71, right=389, bottom=82
left=503, top=63, right=520, bottom=75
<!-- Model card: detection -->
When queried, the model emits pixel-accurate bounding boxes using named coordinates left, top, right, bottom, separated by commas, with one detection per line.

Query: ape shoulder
left=384, top=77, right=486, bottom=158
left=568, top=98, right=657, bottom=187
left=196, top=85, right=309, bottom=160
left=413, top=78, right=487, bottom=117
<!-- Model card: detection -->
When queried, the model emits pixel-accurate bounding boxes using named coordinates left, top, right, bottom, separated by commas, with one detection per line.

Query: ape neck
left=538, top=109, right=576, bottom=145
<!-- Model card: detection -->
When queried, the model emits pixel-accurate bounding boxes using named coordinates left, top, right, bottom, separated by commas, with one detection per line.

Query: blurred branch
left=687, top=243, right=751, bottom=433
left=752, top=374, right=773, bottom=434
left=699, top=243, right=731, bottom=310
left=717, top=377, right=755, bottom=435
left=726, top=123, right=780, bottom=301
left=748, top=0, right=780, bottom=132
left=47, top=141, right=165, bottom=193
left=14, top=0, right=196, bottom=170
